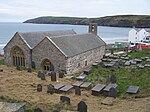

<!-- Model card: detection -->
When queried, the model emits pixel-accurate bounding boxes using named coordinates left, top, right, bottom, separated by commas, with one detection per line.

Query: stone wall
left=32, top=37, right=67, bottom=71
left=66, top=46, right=105, bottom=74
left=3, top=33, right=31, bottom=68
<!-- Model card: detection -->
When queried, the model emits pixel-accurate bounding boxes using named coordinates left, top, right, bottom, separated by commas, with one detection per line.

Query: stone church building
left=4, top=24, right=106, bottom=74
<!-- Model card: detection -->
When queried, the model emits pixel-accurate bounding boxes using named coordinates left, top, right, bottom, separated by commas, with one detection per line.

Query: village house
left=4, top=23, right=106, bottom=74
left=128, top=28, right=150, bottom=46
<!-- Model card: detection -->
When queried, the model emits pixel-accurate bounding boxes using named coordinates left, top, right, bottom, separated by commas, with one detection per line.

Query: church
left=4, top=23, right=106, bottom=74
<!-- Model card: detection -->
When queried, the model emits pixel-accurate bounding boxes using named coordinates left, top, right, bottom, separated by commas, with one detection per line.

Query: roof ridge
left=50, top=33, right=93, bottom=38
left=18, top=29, right=76, bottom=34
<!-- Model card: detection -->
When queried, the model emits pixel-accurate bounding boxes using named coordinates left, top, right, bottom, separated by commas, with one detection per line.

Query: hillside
left=24, top=15, right=150, bottom=28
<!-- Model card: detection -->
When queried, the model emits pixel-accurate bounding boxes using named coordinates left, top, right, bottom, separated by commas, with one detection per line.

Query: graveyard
left=0, top=49, right=150, bottom=112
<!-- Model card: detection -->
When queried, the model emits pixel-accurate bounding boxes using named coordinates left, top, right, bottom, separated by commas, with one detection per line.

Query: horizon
left=0, top=0, right=150, bottom=22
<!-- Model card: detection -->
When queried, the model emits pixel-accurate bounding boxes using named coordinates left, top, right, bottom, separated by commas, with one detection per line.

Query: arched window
left=11, top=46, right=25, bottom=67
left=41, top=59, right=54, bottom=71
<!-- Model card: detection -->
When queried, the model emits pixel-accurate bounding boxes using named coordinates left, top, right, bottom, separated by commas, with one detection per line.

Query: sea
left=0, top=22, right=131, bottom=54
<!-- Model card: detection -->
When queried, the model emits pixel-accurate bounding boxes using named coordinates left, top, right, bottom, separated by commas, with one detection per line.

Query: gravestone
left=91, top=84, right=106, bottom=96
left=83, top=67, right=91, bottom=75
left=75, top=86, right=81, bottom=95
left=59, top=71, right=64, bottom=78
left=34, top=108, right=43, bottom=112
left=60, top=96, right=70, bottom=104
left=51, top=71, right=56, bottom=81
left=126, top=86, right=139, bottom=94
left=110, top=74, right=117, bottom=83
left=37, top=84, right=42, bottom=92
left=0, top=69, right=3, bottom=72
left=76, top=73, right=87, bottom=80
left=27, top=68, right=32, bottom=73
left=47, top=71, right=52, bottom=76
left=40, top=73, right=45, bottom=80
left=131, top=67, right=136, bottom=73
left=37, top=71, right=41, bottom=78
left=77, top=101, right=87, bottom=112
left=47, top=84, right=55, bottom=94
left=108, top=87, right=117, bottom=98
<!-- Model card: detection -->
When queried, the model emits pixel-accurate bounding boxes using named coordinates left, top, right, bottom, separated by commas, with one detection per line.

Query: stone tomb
left=54, top=84, right=65, bottom=93
left=91, top=84, right=106, bottom=96
left=59, top=85, right=74, bottom=93
left=75, top=86, right=81, bottom=95
left=77, top=101, right=87, bottom=112
left=60, top=96, right=70, bottom=104
left=76, top=73, right=87, bottom=80
left=126, top=86, right=139, bottom=94
left=103, top=83, right=118, bottom=96
left=72, top=81, right=84, bottom=87
left=83, top=67, right=91, bottom=75
left=37, top=84, right=42, bottom=92
left=80, top=82, right=92, bottom=90
left=47, top=84, right=55, bottom=94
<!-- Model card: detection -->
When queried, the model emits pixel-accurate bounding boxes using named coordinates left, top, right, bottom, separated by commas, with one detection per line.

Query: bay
left=0, top=22, right=131, bottom=54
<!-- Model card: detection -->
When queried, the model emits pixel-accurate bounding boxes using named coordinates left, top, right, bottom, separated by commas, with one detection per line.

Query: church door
left=41, top=59, right=54, bottom=71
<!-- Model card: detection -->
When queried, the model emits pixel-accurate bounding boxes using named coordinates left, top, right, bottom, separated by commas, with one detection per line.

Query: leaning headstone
left=34, top=108, right=43, bottom=112
left=75, top=86, right=81, bottom=95
left=47, top=84, right=55, bottom=94
left=60, top=96, right=70, bottom=104
left=51, top=71, right=57, bottom=81
left=77, top=101, right=87, bottom=112
left=108, top=87, right=117, bottom=98
left=37, top=84, right=42, bottom=92
left=110, top=74, right=117, bottom=83
left=40, top=73, right=45, bottom=80
left=59, top=71, right=64, bottom=78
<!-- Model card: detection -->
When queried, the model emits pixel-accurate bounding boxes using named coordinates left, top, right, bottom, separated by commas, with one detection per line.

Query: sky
left=0, top=0, right=150, bottom=22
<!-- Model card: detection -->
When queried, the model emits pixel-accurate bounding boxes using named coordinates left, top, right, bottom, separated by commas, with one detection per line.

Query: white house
left=128, top=28, right=150, bottom=46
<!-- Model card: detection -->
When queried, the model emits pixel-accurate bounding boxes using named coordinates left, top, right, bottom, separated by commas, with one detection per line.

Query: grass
left=0, top=59, right=4, bottom=65
left=86, top=49, right=150, bottom=98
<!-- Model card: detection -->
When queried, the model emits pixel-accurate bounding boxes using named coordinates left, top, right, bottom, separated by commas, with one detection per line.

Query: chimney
left=88, top=23, right=98, bottom=35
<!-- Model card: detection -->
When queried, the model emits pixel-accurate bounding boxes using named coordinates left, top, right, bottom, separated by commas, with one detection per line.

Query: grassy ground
left=86, top=49, right=150, bottom=98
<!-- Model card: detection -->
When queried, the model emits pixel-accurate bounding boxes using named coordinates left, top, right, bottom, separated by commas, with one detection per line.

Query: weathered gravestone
left=60, top=96, right=70, bottom=104
left=110, top=74, right=117, bottom=83
left=59, top=71, right=64, bottom=78
left=131, top=67, right=136, bottom=73
left=108, top=87, right=117, bottom=98
left=75, top=86, right=81, bottom=95
left=77, top=101, right=87, bottom=112
left=37, top=71, right=41, bottom=78
left=34, top=108, right=43, bottom=112
left=37, top=84, right=42, bottom=92
left=51, top=71, right=57, bottom=81
left=47, top=84, right=55, bottom=94
left=40, top=73, right=45, bottom=80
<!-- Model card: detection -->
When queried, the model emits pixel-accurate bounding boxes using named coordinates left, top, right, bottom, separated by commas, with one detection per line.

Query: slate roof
left=19, top=30, right=76, bottom=48
left=50, top=33, right=106, bottom=57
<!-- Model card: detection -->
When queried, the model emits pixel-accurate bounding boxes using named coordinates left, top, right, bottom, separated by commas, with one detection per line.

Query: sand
left=0, top=64, right=150, bottom=112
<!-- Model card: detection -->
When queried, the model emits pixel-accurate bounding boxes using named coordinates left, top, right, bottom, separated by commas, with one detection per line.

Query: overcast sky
left=0, top=0, right=150, bottom=22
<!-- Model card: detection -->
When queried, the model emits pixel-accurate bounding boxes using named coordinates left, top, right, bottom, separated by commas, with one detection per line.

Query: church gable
left=4, top=32, right=31, bottom=67
left=32, top=37, right=67, bottom=71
